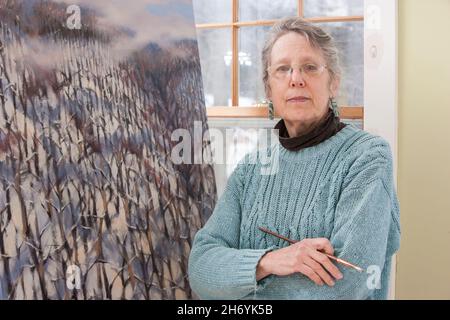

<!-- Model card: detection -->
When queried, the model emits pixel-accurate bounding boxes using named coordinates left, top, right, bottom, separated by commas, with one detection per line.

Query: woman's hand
left=256, top=238, right=343, bottom=286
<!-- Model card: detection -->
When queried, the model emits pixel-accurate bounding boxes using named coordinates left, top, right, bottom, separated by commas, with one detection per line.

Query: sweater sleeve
left=279, top=139, right=401, bottom=299
left=188, top=158, right=276, bottom=300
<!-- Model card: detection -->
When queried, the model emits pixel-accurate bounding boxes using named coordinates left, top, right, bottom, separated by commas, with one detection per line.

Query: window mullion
left=298, top=0, right=304, bottom=17
left=232, top=0, right=239, bottom=107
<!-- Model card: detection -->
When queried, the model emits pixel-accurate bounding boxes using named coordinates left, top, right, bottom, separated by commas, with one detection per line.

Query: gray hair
left=262, top=17, right=341, bottom=97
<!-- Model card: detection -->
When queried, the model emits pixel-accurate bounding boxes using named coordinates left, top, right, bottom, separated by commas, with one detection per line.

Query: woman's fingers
left=303, top=256, right=335, bottom=286
left=307, top=238, right=334, bottom=255
left=293, top=240, right=343, bottom=286
left=310, top=250, right=343, bottom=281
left=297, top=264, right=324, bottom=286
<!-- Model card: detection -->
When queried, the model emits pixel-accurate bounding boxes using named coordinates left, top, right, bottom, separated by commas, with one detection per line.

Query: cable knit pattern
left=188, top=125, right=401, bottom=300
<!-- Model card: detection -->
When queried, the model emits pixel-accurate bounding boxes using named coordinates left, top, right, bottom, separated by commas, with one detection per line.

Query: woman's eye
left=304, top=64, right=318, bottom=72
left=276, top=65, right=290, bottom=72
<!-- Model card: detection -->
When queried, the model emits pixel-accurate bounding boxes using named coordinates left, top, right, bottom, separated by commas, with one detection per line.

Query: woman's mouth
left=287, top=96, right=310, bottom=103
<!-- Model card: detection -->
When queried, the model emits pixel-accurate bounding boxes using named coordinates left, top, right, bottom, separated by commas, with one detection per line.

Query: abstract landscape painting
left=0, top=0, right=216, bottom=299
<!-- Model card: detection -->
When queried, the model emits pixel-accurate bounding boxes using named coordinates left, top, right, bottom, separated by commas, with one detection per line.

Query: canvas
left=0, top=0, right=216, bottom=299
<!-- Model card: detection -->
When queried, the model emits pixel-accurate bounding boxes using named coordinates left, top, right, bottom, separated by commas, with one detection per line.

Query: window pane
left=303, top=0, right=364, bottom=17
left=192, top=0, right=231, bottom=24
left=238, top=26, right=271, bottom=106
left=197, top=28, right=232, bottom=107
left=317, top=21, right=364, bottom=106
left=239, top=0, right=297, bottom=21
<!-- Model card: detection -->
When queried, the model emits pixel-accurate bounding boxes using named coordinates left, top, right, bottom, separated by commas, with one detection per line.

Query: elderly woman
left=188, top=17, right=400, bottom=300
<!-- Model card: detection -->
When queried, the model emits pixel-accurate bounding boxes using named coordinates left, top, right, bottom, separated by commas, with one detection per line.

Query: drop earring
left=329, top=97, right=339, bottom=117
left=268, top=100, right=274, bottom=120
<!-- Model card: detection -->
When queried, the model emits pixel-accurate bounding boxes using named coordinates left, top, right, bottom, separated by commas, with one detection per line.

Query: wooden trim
left=338, top=106, right=364, bottom=119
left=196, top=16, right=364, bottom=29
left=231, top=0, right=239, bottom=107
left=233, top=20, right=282, bottom=27
left=206, top=106, right=364, bottom=119
left=233, top=0, right=239, bottom=22
left=207, top=107, right=270, bottom=118
left=298, top=0, right=304, bottom=17
left=306, top=15, right=364, bottom=23
left=196, top=22, right=233, bottom=29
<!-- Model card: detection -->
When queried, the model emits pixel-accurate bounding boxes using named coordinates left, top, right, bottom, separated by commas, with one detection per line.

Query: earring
left=268, top=100, right=274, bottom=120
left=329, top=97, right=339, bottom=117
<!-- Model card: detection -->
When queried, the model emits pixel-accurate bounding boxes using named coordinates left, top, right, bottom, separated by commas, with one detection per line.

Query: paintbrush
left=258, top=226, right=364, bottom=272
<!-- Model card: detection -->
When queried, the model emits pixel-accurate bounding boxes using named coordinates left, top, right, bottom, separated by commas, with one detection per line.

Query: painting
left=0, top=0, right=216, bottom=299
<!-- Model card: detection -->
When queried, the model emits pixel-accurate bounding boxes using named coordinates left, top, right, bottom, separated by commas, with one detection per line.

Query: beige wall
left=396, top=0, right=450, bottom=299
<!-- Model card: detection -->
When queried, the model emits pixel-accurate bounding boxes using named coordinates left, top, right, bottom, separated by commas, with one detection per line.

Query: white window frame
left=364, top=0, right=398, bottom=299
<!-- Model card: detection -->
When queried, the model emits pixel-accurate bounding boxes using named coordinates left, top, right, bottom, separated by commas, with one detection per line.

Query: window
left=193, top=0, right=364, bottom=121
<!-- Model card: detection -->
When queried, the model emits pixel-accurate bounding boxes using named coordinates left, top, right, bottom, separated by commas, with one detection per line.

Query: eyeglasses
left=267, top=63, right=327, bottom=80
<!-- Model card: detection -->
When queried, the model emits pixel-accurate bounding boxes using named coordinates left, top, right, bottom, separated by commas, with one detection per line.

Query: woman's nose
left=289, top=68, right=306, bottom=87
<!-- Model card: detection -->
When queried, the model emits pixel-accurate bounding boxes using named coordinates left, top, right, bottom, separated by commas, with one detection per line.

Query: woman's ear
left=329, top=76, right=340, bottom=98
left=266, top=85, right=272, bottom=101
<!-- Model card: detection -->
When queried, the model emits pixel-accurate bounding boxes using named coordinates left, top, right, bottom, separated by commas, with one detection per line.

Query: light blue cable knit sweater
left=188, top=124, right=401, bottom=300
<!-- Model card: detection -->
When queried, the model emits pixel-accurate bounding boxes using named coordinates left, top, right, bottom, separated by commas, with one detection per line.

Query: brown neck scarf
left=274, top=109, right=347, bottom=151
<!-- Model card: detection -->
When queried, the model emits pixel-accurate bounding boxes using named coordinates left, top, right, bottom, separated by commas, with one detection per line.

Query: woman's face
left=268, top=32, right=339, bottom=127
